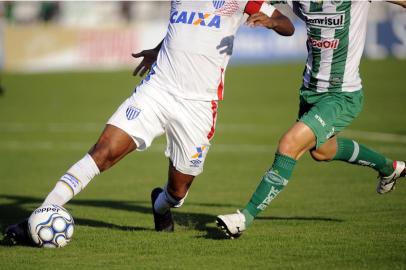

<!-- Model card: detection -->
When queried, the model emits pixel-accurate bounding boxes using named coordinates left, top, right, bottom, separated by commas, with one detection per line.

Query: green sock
left=333, top=138, right=394, bottom=176
left=242, top=153, right=296, bottom=227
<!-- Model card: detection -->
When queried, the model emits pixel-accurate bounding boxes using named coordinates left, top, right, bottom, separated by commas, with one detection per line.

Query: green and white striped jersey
left=272, top=0, right=370, bottom=92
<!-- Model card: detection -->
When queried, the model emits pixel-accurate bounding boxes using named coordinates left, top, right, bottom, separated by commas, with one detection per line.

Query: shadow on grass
left=257, top=216, right=343, bottom=222
left=0, top=194, right=344, bottom=244
left=0, top=194, right=225, bottom=242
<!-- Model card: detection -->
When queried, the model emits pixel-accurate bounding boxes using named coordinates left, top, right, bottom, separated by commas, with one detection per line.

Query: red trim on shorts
left=217, top=68, right=224, bottom=101
left=207, top=100, right=218, bottom=141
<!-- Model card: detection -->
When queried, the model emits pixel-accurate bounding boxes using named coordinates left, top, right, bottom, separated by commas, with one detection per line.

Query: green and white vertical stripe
left=300, top=1, right=370, bottom=93
left=303, top=1, right=324, bottom=90
left=339, top=2, right=369, bottom=92
left=327, top=1, right=351, bottom=92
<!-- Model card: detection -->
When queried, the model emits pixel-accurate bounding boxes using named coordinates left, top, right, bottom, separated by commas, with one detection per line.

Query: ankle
left=241, top=209, right=254, bottom=227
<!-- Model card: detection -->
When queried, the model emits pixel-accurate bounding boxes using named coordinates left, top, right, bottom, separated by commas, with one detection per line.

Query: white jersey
left=277, top=0, right=370, bottom=92
left=141, top=0, right=250, bottom=101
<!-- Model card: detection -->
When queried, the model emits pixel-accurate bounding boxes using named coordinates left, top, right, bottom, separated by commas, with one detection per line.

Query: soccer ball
left=28, top=204, right=74, bottom=248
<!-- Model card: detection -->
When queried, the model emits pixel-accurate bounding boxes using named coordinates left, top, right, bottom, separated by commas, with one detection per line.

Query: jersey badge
left=331, top=0, right=343, bottom=6
left=212, top=0, right=225, bottom=9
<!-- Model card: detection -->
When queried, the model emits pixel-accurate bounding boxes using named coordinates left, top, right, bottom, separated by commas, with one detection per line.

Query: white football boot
left=216, top=210, right=246, bottom=239
left=377, top=161, right=406, bottom=194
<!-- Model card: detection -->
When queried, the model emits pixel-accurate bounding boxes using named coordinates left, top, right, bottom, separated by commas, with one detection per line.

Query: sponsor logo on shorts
left=326, top=127, right=335, bottom=139
left=190, top=146, right=207, bottom=167
left=126, top=106, right=141, bottom=120
left=315, top=114, right=326, bottom=127
left=190, top=159, right=202, bottom=167
left=192, top=146, right=206, bottom=159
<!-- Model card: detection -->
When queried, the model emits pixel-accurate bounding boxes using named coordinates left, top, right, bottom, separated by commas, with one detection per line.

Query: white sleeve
left=260, top=3, right=276, bottom=17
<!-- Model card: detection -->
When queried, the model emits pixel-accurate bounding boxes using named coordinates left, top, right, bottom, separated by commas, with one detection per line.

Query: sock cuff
left=84, top=154, right=101, bottom=176
left=274, top=152, right=296, bottom=168
left=64, top=154, right=100, bottom=192
left=272, top=152, right=296, bottom=179
left=164, top=185, right=187, bottom=208
left=334, top=138, right=357, bottom=161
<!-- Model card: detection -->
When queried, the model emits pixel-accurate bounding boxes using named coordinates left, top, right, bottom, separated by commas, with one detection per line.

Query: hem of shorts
left=176, top=166, right=202, bottom=177
left=168, top=158, right=203, bottom=176
left=106, top=122, right=146, bottom=152
left=298, top=119, right=322, bottom=149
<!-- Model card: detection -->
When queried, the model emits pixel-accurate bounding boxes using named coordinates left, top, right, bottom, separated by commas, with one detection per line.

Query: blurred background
left=1, top=1, right=405, bottom=73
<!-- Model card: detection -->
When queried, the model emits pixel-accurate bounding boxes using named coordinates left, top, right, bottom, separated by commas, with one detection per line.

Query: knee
left=310, top=149, right=331, bottom=162
left=278, top=133, right=301, bottom=158
left=89, top=136, right=118, bottom=172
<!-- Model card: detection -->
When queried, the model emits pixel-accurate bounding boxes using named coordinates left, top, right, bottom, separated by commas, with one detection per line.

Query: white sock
left=153, top=186, right=187, bottom=214
left=43, top=154, right=100, bottom=206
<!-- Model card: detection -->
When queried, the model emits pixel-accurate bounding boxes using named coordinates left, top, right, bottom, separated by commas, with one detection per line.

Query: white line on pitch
left=1, top=122, right=406, bottom=144
left=0, top=141, right=405, bottom=155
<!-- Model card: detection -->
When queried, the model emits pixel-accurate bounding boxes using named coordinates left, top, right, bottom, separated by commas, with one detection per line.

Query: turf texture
left=0, top=59, right=405, bottom=269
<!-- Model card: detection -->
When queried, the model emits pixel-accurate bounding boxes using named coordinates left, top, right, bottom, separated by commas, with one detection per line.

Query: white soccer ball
left=28, top=204, right=74, bottom=248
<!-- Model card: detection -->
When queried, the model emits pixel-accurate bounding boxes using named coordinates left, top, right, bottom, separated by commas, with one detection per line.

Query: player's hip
left=134, top=82, right=219, bottom=123
left=298, top=88, right=364, bottom=148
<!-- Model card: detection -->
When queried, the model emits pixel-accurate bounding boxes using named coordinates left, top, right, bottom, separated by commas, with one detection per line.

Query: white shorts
left=107, top=83, right=218, bottom=176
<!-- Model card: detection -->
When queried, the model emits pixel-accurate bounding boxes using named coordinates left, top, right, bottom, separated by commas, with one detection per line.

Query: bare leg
left=310, top=136, right=338, bottom=161
left=278, top=121, right=317, bottom=159
left=151, top=160, right=195, bottom=232
left=89, top=124, right=137, bottom=172
left=166, top=160, right=194, bottom=200
left=43, top=124, right=137, bottom=207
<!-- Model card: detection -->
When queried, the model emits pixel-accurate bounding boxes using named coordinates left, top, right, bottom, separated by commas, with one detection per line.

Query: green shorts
left=298, top=88, right=364, bottom=149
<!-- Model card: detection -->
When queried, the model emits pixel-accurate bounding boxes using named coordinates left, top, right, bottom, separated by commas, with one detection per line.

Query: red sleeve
left=244, top=1, right=265, bottom=15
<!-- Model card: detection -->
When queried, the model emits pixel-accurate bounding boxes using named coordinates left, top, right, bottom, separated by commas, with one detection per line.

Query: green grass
left=0, top=59, right=405, bottom=270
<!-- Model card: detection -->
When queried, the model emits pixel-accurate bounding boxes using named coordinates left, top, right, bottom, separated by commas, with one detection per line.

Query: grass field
left=0, top=59, right=405, bottom=270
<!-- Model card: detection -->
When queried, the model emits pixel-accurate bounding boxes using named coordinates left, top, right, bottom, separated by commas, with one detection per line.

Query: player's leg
left=166, top=161, right=194, bottom=201
left=151, top=98, right=216, bottom=232
left=151, top=161, right=194, bottom=231
left=217, top=122, right=315, bottom=238
left=310, top=136, right=405, bottom=194
left=42, top=85, right=165, bottom=210
left=4, top=125, right=136, bottom=245
left=4, top=85, right=165, bottom=244
left=43, top=124, right=136, bottom=206
left=216, top=90, right=363, bottom=238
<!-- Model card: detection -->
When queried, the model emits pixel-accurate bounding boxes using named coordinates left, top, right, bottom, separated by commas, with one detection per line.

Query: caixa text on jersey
left=170, top=11, right=221, bottom=28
